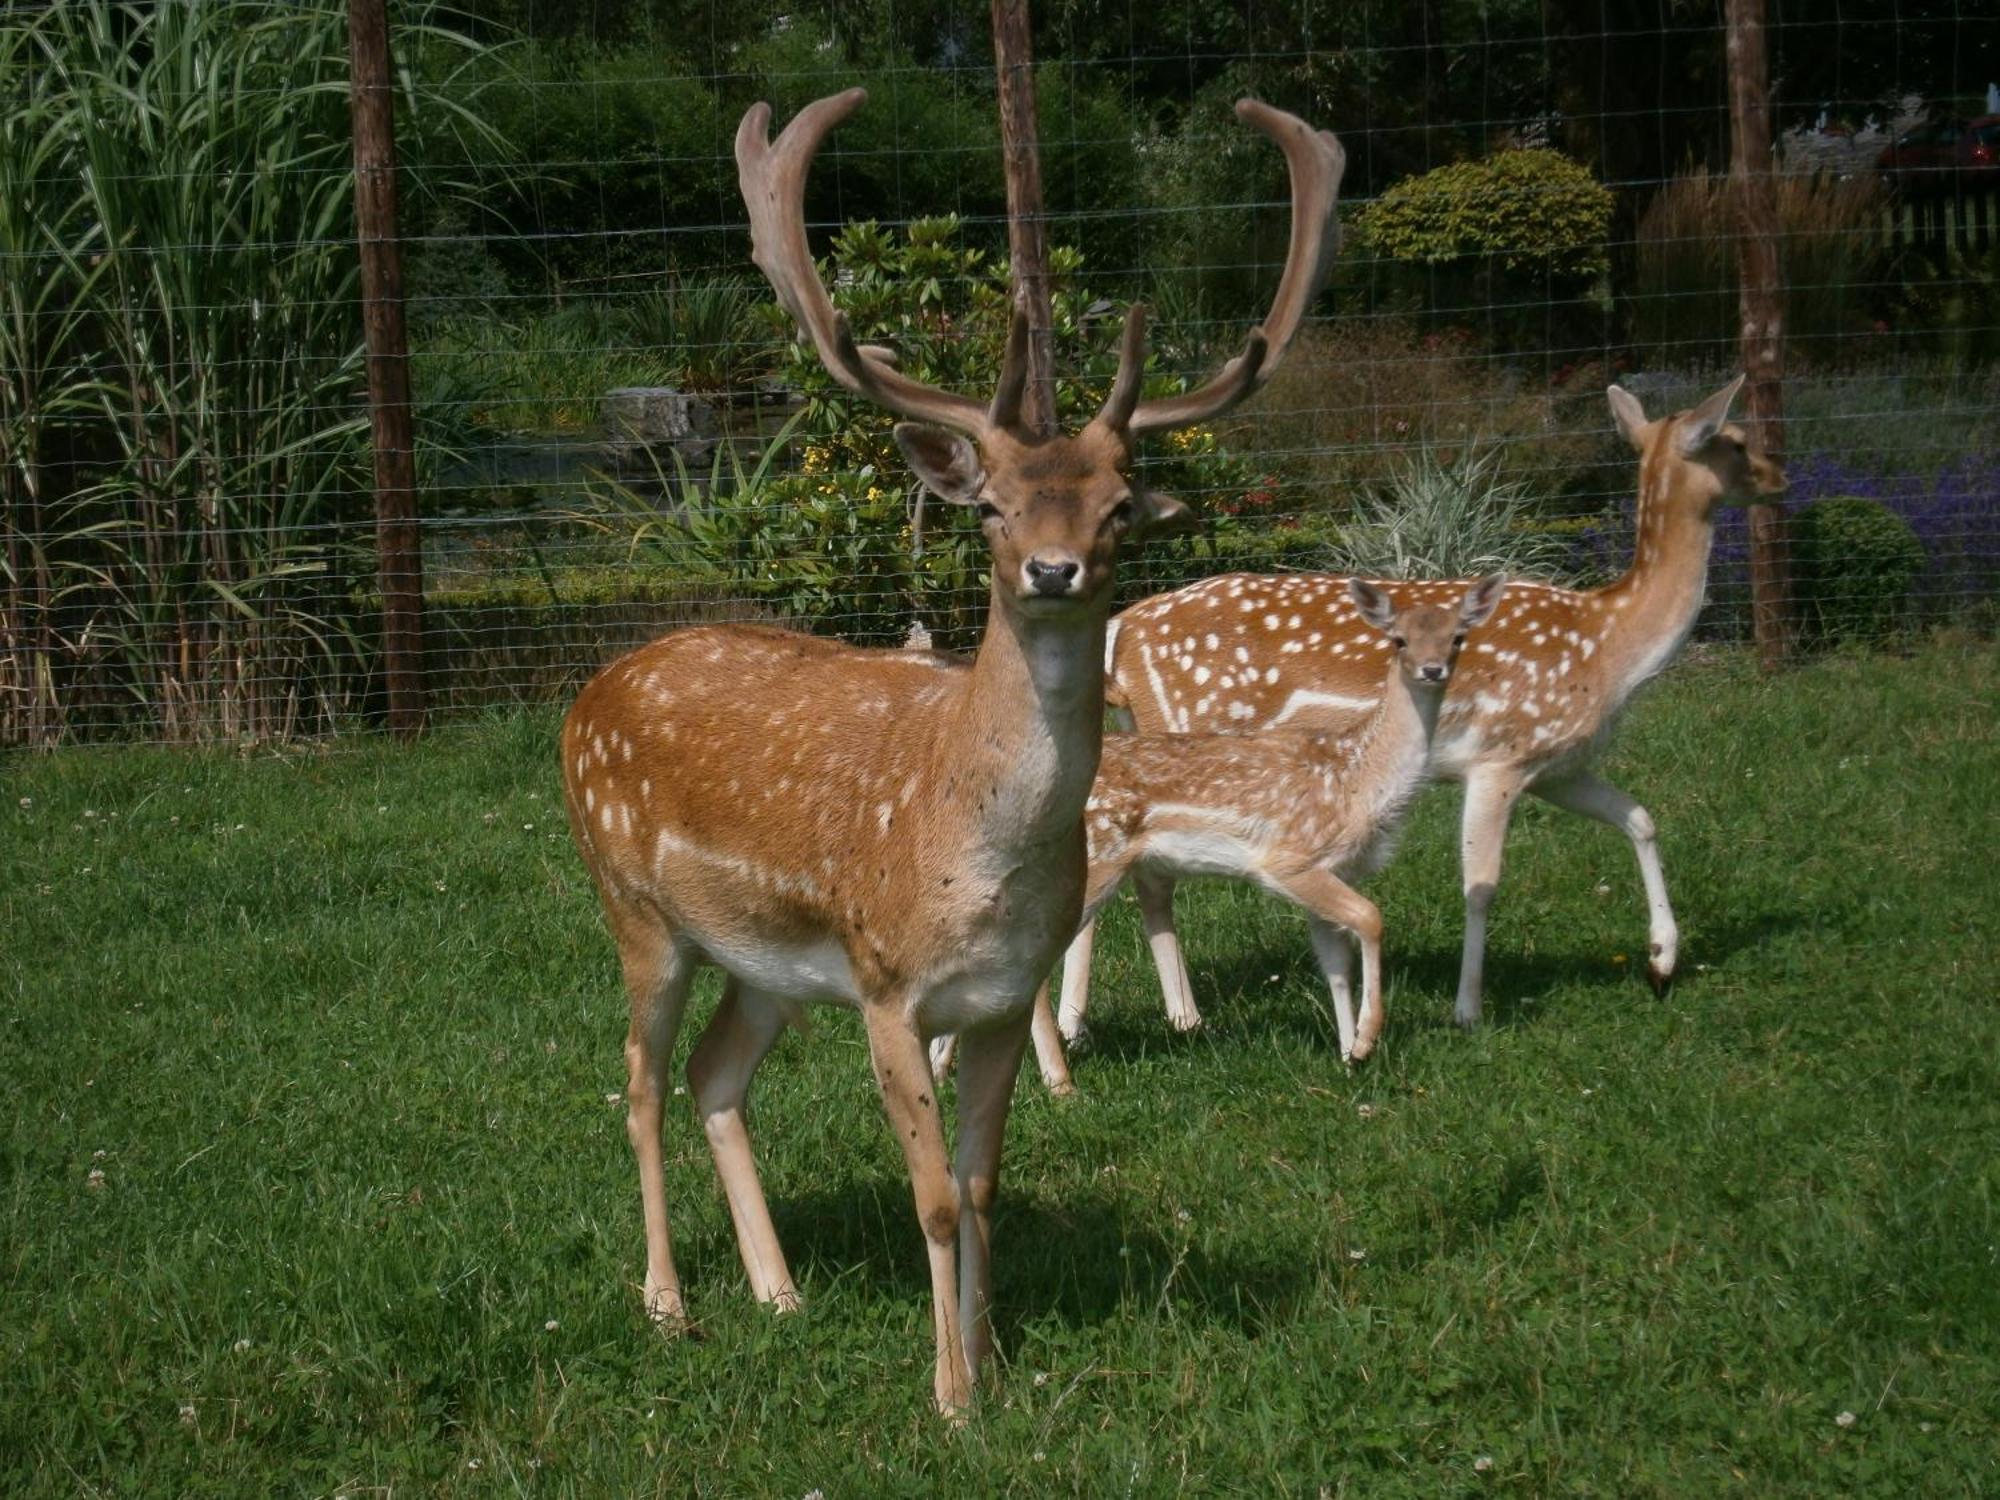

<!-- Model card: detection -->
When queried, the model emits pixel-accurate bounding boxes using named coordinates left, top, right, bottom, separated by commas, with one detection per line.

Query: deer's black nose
left=1418, top=664, right=1448, bottom=682
left=1025, top=556, right=1081, bottom=596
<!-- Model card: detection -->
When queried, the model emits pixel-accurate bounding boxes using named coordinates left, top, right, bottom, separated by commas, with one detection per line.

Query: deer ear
left=893, top=422, right=985, bottom=506
left=1459, top=574, right=1507, bottom=629
left=1678, top=373, right=1746, bottom=456
left=1347, top=577, right=1396, bottom=631
left=1135, top=488, right=1195, bottom=536
left=1606, top=384, right=1649, bottom=453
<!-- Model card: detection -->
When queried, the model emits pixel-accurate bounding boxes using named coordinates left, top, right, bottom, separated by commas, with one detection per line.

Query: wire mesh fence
left=3, top=0, right=1996, bottom=749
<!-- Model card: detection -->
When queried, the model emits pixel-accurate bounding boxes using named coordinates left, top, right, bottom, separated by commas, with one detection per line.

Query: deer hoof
left=1646, top=961, right=1673, bottom=998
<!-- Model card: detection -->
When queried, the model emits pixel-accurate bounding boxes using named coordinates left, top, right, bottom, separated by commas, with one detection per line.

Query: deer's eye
left=976, top=502, right=1003, bottom=523
left=1453, top=633, right=1466, bottom=647
left=1107, top=498, right=1135, bottom=529
left=1391, top=635, right=1407, bottom=649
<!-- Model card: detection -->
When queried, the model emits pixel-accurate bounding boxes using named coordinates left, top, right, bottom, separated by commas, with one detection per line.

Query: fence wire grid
left=2, top=0, right=1996, bottom=748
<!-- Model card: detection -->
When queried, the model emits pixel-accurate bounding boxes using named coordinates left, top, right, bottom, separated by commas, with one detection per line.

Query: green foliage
left=621, top=277, right=767, bottom=392
left=1327, top=445, right=1575, bottom=581
left=1360, top=149, right=1613, bottom=279
left=413, top=305, right=682, bottom=435
left=0, top=0, right=497, bottom=748
left=1788, top=496, right=1927, bottom=645
left=586, top=218, right=1275, bottom=649
left=4, top=644, right=1998, bottom=1492
left=1891, top=237, right=2000, bottom=366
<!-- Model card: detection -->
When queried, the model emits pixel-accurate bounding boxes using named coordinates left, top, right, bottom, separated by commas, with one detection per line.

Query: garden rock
left=600, top=387, right=718, bottom=475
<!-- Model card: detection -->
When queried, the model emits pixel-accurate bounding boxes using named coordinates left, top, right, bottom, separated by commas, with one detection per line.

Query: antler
left=737, top=90, right=1017, bottom=438
left=1111, top=99, right=1346, bottom=441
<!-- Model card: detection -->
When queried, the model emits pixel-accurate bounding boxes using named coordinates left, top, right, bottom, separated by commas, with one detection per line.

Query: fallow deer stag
left=561, top=87, right=1343, bottom=1413
left=1067, top=378, right=1785, bottom=1036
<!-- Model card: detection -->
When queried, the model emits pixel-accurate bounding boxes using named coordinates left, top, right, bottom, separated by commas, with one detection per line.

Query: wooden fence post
left=348, top=0, right=426, bottom=735
left=990, top=0, right=1058, bottom=439
left=1725, top=0, right=1793, bottom=671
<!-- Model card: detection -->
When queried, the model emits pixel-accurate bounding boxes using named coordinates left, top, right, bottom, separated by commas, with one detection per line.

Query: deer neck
left=1592, top=452, right=1718, bottom=689
left=1350, top=664, right=1441, bottom=816
left=953, top=589, right=1108, bottom=852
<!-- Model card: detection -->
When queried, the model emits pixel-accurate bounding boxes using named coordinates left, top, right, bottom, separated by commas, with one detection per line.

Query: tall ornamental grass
left=1632, top=167, right=1887, bottom=368
left=0, top=0, right=488, bottom=747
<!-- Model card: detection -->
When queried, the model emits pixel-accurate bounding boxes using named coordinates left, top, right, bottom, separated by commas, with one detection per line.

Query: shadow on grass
left=1074, top=902, right=1815, bottom=1055
left=761, top=1175, right=1312, bottom=1342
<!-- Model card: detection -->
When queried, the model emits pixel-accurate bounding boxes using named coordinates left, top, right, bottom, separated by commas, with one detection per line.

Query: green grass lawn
left=4, top=641, right=1996, bottom=1497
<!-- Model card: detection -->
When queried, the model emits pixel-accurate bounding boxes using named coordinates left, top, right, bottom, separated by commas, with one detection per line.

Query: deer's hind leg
left=607, top=898, right=697, bottom=1325
left=1133, top=868, right=1201, bottom=1032
left=1529, top=769, right=1678, bottom=995
left=687, top=979, right=798, bottom=1310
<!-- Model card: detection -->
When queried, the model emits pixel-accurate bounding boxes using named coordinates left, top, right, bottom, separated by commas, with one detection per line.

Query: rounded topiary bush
left=1788, top=496, right=1926, bottom=645
left=1359, top=148, right=1614, bottom=279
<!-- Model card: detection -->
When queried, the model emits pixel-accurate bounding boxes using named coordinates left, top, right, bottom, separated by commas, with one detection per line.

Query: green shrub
left=1360, top=149, right=1613, bottom=279
left=1788, top=496, right=1926, bottom=645
left=625, top=218, right=1274, bottom=649
left=622, top=277, right=768, bottom=392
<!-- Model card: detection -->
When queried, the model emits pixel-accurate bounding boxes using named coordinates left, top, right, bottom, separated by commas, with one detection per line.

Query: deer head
left=1607, top=376, right=1789, bottom=515
left=736, top=88, right=1345, bottom=617
left=1349, top=575, right=1507, bottom=686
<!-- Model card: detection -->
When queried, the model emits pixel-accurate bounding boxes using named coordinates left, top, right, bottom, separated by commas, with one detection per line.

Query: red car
left=1876, top=116, right=2000, bottom=190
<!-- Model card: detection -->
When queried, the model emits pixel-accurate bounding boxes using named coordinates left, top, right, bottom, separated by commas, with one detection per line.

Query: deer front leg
left=613, top=914, right=695, bottom=1325
left=1272, top=866, right=1385, bottom=1061
left=861, top=1002, right=969, bottom=1416
left=1529, top=769, right=1678, bottom=995
left=686, top=980, right=798, bottom=1310
left=1133, top=867, right=1200, bottom=1031
left=1456, top=763, right=1527, bottom=1027
left=950, top=1004, right=1034, bottom=1381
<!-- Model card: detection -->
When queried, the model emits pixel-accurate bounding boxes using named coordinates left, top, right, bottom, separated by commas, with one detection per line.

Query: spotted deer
left=561, top=88, right=1343, bottom=1414
left=930, top=576, right=1502, bottom=1088
left=1081, top=378, right=1786, bottom=1034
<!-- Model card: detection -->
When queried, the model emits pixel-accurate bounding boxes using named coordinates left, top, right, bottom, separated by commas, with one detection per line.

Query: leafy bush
left=580, top=218, right=1275, bottom=648
left=1326, top=445, right=1576, bottom=581
left=1788, top=496, right=1927, bottom=645
left=622, top=277, right=769, bottom=392
left=1360, top=149, right=1613, bottom=279
left=1891, top=237, right=2000, bottom=366
left=414, top=305, right=683, bottom=435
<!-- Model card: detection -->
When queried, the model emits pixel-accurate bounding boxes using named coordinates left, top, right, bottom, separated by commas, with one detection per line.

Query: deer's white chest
left=911, top=861, right=1080, bottom=1035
